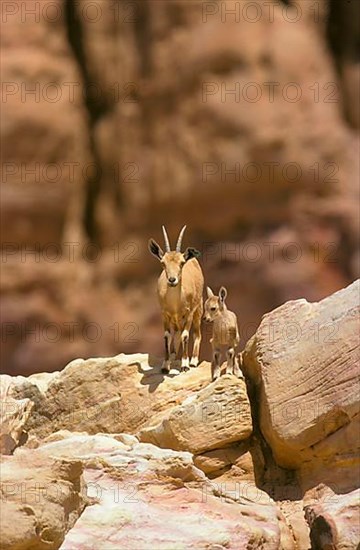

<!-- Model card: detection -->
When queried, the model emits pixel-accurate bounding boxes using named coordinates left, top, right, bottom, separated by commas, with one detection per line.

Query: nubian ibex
left=149, top=226, right=204, bottom=373
left=204, top=286, right=242, bottom=381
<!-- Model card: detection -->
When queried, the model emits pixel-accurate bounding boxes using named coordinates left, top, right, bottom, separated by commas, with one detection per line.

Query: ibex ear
left=206, top=286, right=214, bottom=298
left=184, top=247, right=201, bottom=261
left=219, top=286, right=227, bottom=303
left=148, top=238, right=164, bottom=260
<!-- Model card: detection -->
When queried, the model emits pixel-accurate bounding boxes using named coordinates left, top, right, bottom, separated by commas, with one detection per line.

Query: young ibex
left=204, top=286, right=242, bottom=381
left=149, top=226, right=204, bottom=373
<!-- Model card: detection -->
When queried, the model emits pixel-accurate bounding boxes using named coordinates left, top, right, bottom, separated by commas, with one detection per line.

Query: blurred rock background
left=1, top=0, right=359, bottom=375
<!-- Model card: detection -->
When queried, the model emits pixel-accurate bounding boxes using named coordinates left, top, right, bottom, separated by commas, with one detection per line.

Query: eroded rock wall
left=1, top=0, right=359, bottom=375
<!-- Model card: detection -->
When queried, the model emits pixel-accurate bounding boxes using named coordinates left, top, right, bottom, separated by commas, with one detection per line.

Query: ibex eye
left=210, top=307, right=216, bottom=311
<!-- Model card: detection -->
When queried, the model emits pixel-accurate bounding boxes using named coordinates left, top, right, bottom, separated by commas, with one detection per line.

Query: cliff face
left=1, top=282, right=359, bottom=548
left=1, top=0, right=359, bottom=375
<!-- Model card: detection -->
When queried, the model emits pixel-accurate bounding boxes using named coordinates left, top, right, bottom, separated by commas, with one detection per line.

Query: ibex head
left=148, top=225, right=201, bottom=287
left=203, top=286, right=227, bottom=322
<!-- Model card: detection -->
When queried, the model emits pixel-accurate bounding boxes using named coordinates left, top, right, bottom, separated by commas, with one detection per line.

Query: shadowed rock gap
left=326, top=0, right=360, bottom=129
left=133, top=0, right=153, bottom=78
left=327, top=0, right=360, bottom=65
left=132, top=0, right=154, bottom=150
left=64, top=0, right=111, bottom=242
left=242, top=356, right=307, bottom=546
left=243, top=373, right=301, bottom=501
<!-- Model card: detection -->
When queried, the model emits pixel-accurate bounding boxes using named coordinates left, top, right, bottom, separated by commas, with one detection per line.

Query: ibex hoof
left=234, top=368, right=243, bottom=378
left=180, top=365, right=190, bottom=372
left=161, top=363, right=170, bottom=374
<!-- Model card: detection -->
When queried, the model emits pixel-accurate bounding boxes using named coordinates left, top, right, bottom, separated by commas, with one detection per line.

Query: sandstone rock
left=0, top=447, right=86, bottom=549
left=138, top=374, right=252, bottom=454
left=9, top=354, right=215, bottom=440
left=0, top=259, right=147, bottom=376
left=10, top=357, right=253, bottom=457
left=279, top=500, right=311, bottom=550
left=2, top=0, right=359, bottom=379
left=193, top=440, right=253, bottom=477
left=1, top=0, right=89, bottom=246
left=298, top=413, right=360, bottom=494
left=37, top=430, right=206, bottom=484
left=2, top=280, right=359, bottom=547
left=25, top=431, right=293, bottom=550
left=243, top=280, right=360, bottom=491
left=0, top=375, right=34, bottom=454
left=206, top=477, right=296, bottom=550
left=304, top=484, right=360, bottom=550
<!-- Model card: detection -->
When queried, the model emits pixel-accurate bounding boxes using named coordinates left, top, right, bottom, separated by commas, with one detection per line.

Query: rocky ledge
left=1, top=280, right=359, bottom=549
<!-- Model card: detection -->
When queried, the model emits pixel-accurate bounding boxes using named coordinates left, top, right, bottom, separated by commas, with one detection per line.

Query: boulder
left=138, top=374, right=252, bottom=453
left=0, top=448, right=86, bottom=549
left=0, top=375, right=34, bottom=454
left=304, top=484, right=360, bottom=550
left=8, top=354, right=215, bottom=441
left=8, top=357, right=253, bottom=457
left=243, top=280, right=360, bottom=490
left=26, top=431, right=294, bottom=550
left=193, top=440, right=254, bottom=477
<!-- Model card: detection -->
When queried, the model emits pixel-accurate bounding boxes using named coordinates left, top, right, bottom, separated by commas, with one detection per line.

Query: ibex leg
left=211, top=348, right=221, bottom=381
left=190, top=305, right=202, bottom=368
left=226, top=346, right=235, bottom=375
left=180, top=316, right=193, bottom=372
left=162, top=320, right=172, bottom=373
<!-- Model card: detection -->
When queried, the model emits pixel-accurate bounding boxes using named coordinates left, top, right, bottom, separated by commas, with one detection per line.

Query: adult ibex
left=148, top=226, right=204, bottom=373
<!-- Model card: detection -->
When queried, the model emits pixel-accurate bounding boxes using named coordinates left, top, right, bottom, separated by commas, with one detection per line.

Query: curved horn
left=176, top=225, right=187, bottom=252
left=162, top=225, right=171, bottom=252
